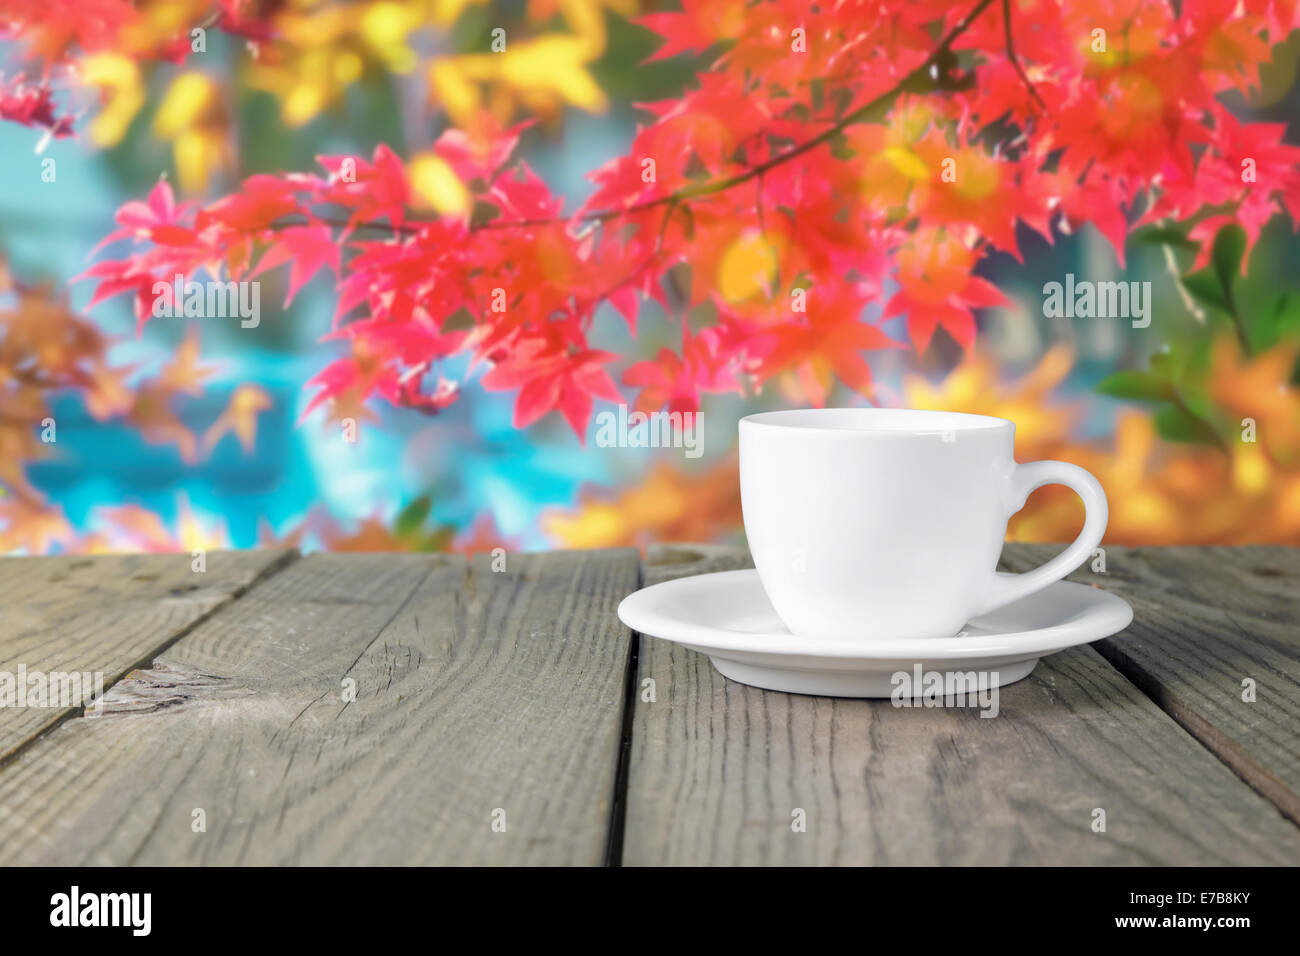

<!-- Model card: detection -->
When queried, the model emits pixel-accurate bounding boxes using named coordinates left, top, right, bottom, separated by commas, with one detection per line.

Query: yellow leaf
left=334, top=51, right=365, bottom=85
left=173, top=129, right=223, bottom=194
left=204, top=384, right=272, bottom=455
left=717, top=231, right=780, bottom=304
left=176, top=497, right=229, bottom=552
left=79, top=53, right=144, bottom=147
left=150, top=73, right=225, bottom=192
left=429, top=59, right=482, bottom=128
left=557, top=0, right=609, bottom=57
left=360, top=1, right=419, bottom=72
left=433, top=0, right=484, bottom=26
left=409, top=153, right=471, bottom=217
left=283, top=83, right=327, bottom=126
left=882, top=145, right=929, bottom=181
left=501, top=37, right=607, bottom=113
left=542, top=504, right=625, bottom=549
left=153, top=72, right=215, bottom=137
left=1233, top=441, right=1271, bottom=494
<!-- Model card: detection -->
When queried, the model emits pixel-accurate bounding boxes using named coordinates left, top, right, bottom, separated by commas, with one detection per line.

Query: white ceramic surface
left=617, top=569, right=1133, bottom=698
left=740, top=408, right=1108, bottom=641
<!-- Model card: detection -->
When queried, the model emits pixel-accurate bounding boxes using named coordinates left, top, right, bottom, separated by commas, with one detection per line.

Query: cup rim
left=740, top=407, right=1011, bottom=434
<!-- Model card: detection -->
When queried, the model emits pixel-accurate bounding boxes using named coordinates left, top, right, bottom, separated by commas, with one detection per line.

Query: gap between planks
left=619, top=543, right=1300, bottom=866
left=0, top=549, right=300, bottom=773
left=0, top=549, right=638, bottom=865
left=1000, top=544, right=1300, bottom=829
left=602, top=556, right=643, bottom=867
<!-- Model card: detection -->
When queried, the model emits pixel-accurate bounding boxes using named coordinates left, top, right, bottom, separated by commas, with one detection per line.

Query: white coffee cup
left=739, top=408, right=1108, bottom=641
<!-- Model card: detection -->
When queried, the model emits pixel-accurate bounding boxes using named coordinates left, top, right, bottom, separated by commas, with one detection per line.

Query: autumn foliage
left=547, top=340, right=1300, bottom=549
left=0, top=265, right=271, bottom=551
left=74, top=0, right=1300, bottom=427
left=2, top=0, right=1300, bottom=551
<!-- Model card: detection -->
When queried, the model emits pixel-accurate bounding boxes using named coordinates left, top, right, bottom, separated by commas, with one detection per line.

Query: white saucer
left=617, top=570, right=1133, bottom=697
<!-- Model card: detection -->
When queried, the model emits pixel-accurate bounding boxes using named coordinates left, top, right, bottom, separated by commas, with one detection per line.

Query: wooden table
left=0, top=544, right=1296, bottom=866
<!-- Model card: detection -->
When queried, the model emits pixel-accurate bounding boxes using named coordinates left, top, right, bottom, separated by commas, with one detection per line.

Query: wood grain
left=0, top=550, right=295, bottom=762
left=0, top=549, right=638, bottom=865
left=1000, top=543, right=1300, bottom=827
left=621, top=544, right=1300, bottom=865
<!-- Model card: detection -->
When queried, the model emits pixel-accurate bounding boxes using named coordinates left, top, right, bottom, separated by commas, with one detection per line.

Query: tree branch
left=275, top=0, right=1004, bottom=242
left=1001, top=0, right=1046, bottom=110
left=480, top=0, right=1002, bottom=232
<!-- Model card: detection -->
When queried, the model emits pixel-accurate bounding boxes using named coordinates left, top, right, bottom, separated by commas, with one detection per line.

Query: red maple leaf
left=252, top=224, right=340, bottom=306
left=623, top=325, right=743, bottom=414
left=481, top=323, right=622, bottom=439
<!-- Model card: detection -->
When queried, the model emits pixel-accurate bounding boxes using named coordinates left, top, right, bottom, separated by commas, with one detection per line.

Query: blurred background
left=2, top=0, right=1300, bottom=554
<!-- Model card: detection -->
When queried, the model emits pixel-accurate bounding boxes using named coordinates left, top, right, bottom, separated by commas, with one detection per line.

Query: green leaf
left=1271, top=291, right=1300, bottom=329
left=416, top=527, right=455, bottom=552
left=1180, top=267, right=1230, bottom=314
left=1131, top=224, right=1197, bottom=252
left=828, top=131, right=854, bottom=161
left=829, top=85, right=855, bottom=119
left=394, top=494, right=433, bottom=538
left=1148, top=351, right=1173, bottom=379
left=678, top=203, right=696, bottom=241
left=442, top=307, right=476, bottom=333
left=1095, top=370, right=1178, bottom=403
left=1254, top=292, right=1300, bottom=352
left=1211, top=223, right=1247, bottom=296
left=809, top=77, right=824, bottom=114
left=683, top=151, right=711, bottom=180
left=784, top=102, right=814, bottom=124
left=469, top=200, right=500, bottom=229
left=1154, top=405, right=1222, bottom=446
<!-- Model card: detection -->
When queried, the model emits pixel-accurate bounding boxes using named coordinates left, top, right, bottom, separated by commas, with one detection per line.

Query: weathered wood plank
left=1000, top=543, right=1300, bottom=827
left=0, top=549, right=638, bottom=865
left=622, top=544, right=1300, bottom=865
left=0, top=550, right=295, bottom=762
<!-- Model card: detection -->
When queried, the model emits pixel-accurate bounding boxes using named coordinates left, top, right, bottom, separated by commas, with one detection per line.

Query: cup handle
left=968, top=460, right=1108, bottom=617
